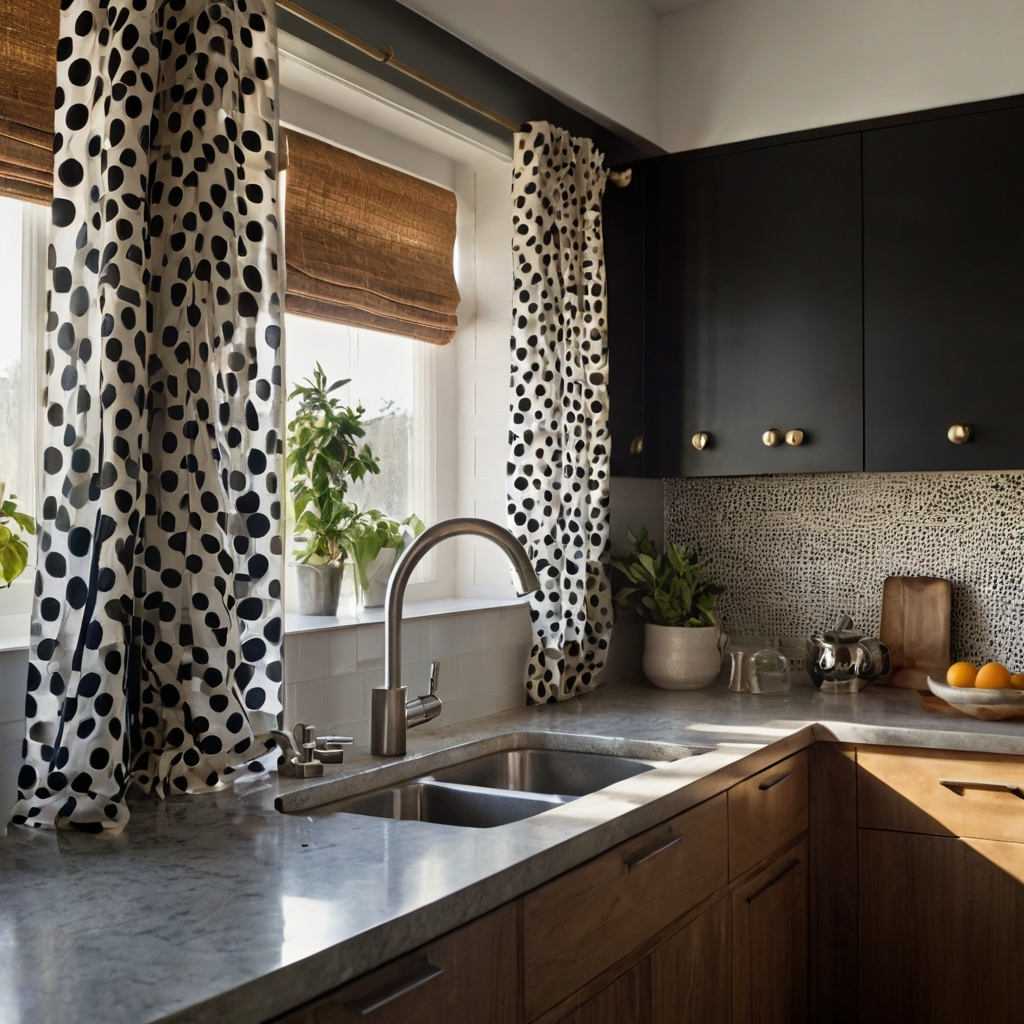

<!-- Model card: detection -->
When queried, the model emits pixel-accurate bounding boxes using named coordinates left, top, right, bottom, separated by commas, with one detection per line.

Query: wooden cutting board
left=880, top=576, right=952, bottom=690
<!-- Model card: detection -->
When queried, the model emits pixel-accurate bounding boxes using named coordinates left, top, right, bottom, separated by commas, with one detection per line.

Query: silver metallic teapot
left=808, top=615, right=891, bottom=693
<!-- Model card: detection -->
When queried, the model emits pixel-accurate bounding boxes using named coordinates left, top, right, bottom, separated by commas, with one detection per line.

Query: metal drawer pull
left=759, top=771, right=791, bottom=792
left=625, top=834, right=682, bottom=872
left=345, top=957, right=445, bottom=1015
left=940, top=779, right=1024, bottom=799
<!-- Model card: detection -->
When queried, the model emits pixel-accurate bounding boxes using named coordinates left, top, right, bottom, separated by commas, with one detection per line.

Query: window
left=0, top=195, right=45, bottom=616
left=283, top=313, right=436, bottom=607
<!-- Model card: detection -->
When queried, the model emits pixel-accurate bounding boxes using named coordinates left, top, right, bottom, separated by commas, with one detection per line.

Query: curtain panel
left=507, top=122, right=613, bottom=703
left=284, top=129, right=460, bottom=344
left=0, top=0, right=60, bottom=204
left=12, top=0, right=284, bottom=833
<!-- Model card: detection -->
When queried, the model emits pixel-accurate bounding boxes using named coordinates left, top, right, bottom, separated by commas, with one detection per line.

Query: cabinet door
left=270, top=905, right=517, bottom=1024
left=860, top=829, right=1024, bottom=1024
left=567, top=961, right=651, bottom=1024
left=732, top=839, right=808, bottom=1024
left=649, top=134, right=863, bottom=477
left=864, top=105, right=1024, bottom=471
left=650, top=895, right=731, bottom=1024
left=604, top=163, right=649, bottom=477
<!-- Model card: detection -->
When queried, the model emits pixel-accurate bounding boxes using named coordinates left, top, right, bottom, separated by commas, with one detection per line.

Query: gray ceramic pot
left=294, top=562, right=345, bottom=616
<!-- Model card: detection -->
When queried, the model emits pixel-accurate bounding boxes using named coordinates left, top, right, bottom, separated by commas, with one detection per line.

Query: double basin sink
left=302, top=742, right=697, bottom=828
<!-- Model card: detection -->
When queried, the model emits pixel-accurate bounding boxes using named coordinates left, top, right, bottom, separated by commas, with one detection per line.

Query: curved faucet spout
left=370, top=518, right=540, bottom=756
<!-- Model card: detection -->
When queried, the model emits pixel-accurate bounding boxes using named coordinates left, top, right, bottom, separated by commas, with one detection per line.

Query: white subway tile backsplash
left=429, top=616, right=458, bottom=660
left=456, top=650, right=482, bottom=698
left=322, top=675, right=365, bottom=731
left=328, top=630, right=358, bottom=677
left=503, top=644, right=530, bottom=690
left=286, top=679, right=323, bottom=730
left=499, top=605, right=532, bottom=646
left=356, top=624, right=384, bottom=670
left=494, top=686, right=526, bottom=713
left=289, top=631, right=330, bottom=682
left=456, top=612, right=483, bottom=654
left=479, top=647, right=505, bottom=693
left=400, top=618, right=431, bottom=664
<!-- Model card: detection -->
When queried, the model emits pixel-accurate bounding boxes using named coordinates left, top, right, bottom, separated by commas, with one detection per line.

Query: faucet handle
left=429, top=660, right=440, bottom=697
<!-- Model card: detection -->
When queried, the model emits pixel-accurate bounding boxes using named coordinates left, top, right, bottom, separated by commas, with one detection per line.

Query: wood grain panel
left=650, top=895, right=730, bottom=1024
left=523, top=795, right=728, bottom=1021
left=808, top=743, right=857, bottom=1024
left=860, top=829, right=1024, bottom=1023
left=858, top=746, right=1024, bottom=842
left=732, top=838, right=809, bottom=1024
left=729, top=750, right=809, bottom=880
left=567, top=961, right=651, bottom=1024
left=271, top=904, right=518, bottom=1024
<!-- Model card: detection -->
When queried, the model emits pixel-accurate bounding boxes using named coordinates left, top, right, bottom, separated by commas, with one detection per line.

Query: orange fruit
left=1010, top=674, right=1024, bottom=691
left=975, top=662, right=1012, bottom=689
left=946, top=662, right=978, bottom=687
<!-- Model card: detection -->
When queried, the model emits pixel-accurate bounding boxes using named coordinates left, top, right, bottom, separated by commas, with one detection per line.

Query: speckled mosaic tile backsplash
left=664, top=472, right=1024, bottom=666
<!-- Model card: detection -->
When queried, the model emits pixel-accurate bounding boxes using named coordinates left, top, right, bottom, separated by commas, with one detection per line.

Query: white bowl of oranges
left=927, top=662, right=1024, bottom=720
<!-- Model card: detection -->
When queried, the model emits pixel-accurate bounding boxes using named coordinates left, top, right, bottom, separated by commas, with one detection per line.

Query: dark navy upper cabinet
left=648, top=134, right=864, bottom=477
left=604, top=164, right=648, bottom=477
left=863, top=106, right=1024, bottom=472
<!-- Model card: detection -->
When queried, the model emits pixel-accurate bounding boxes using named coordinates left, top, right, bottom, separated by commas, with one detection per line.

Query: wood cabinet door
left=604, top=163, right=649, bottom=478
left=732, top=839, right=808, bottom=1024
left=650, top=895, right=731, bottom=1024
left=647, top=134, right=863, bottom=478
left=860, top=829, right=1024, bottom=1024
left=863, top=104, right=1024, bottom=471
left=270, top=905, right=518, bottom=1024
left=566, top=961, right=652, bottom=1024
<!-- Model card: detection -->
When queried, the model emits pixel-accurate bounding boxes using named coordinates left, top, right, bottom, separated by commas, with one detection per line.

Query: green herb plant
left=611, top=526, right=724, bottom=628
left=348, top=511, right=425, bottom=594
left=286, top=363, right=380, bottom=569
left=0, top=487, right=35, bottom=586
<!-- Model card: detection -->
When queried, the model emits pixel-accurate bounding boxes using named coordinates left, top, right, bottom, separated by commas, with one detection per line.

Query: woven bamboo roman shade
left=0, top=0, right=58, bottom=204
left=285, top=130, right=460, bottom=344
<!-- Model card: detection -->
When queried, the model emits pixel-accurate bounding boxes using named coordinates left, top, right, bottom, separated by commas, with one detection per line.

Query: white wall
left=398, top=0, right=660, bottom=146
left=658, top=0, right=1024, bottom=152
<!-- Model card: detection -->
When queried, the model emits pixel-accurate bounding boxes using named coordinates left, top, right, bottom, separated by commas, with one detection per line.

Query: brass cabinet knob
left=629, top=435, right=644, bottom=455
left=785, top=429, right=805, bottom=446
left=762, top=429, right=782, bottom=447
left=947, top=424, right=972, bottom=445
left=692, top=432, right=710, bottom=451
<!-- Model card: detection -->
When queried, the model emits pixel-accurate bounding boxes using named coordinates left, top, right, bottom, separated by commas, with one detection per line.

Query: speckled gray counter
left=3, top=676, right=1024, bottom=1024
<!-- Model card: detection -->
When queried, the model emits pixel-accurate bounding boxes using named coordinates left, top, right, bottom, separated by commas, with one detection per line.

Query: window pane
left=284, top=315, right=416, bottom=522
left=0, top=197, right=25, bottom=510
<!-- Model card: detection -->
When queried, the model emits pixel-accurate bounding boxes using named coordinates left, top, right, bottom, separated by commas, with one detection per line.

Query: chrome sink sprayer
left=370, top=518, right=541, bottom=756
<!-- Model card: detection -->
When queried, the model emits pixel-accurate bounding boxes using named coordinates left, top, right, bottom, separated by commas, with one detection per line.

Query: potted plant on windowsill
left=287, top=364, right=380, bottom=616
left=611, top=527, right=726, bottom=690
left=349, top=511, right=425, bottom=608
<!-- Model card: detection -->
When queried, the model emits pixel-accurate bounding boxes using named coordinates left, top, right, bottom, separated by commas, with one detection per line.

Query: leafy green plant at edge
left=610, top=525, right=724, bottom=628
left=0, top=486, right=35, bottom=586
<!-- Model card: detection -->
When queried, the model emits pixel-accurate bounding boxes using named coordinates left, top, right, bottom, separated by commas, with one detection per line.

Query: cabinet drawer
left=522, top=794, right=728, bottom=1021
left=728, top=751, right=808, bottom=880
left=275, top=904, right=517, bottom=1024
left=858, top=746, right=1024, bottom=842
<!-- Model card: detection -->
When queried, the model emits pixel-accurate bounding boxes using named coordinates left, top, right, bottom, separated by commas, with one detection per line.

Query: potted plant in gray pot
left=287, top=364, right=380, bottom=615
left=612, top=527, right=726, bottom=689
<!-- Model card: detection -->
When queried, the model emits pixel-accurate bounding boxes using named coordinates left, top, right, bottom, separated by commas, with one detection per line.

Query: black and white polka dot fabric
left=11, top=0, right=283, bottom=833
left=508, top=123, right=613, bottom=703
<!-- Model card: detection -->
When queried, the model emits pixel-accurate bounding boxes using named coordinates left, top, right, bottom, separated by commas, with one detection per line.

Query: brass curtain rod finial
left=609, top=168, right=632, bottom=188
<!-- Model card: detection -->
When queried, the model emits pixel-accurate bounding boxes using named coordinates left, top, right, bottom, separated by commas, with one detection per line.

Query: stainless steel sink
left=306, top=747, right=678, bottom=828
left=318, top=781, right=575, bottom=828
left=421, top=748, right=660, bottom=796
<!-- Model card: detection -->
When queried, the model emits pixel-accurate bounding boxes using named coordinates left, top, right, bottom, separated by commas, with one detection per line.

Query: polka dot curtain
left=508, top=123, right=613, bottom=703
left=11, top=0, right=284, bottom=833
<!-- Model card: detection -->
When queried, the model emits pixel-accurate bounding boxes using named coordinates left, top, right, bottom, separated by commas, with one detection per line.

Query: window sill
left=0, top=597, right=531, bottom=653
left=284, top=595, right=528, bottom=636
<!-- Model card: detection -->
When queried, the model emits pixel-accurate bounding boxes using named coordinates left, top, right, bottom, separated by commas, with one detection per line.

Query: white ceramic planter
left=361, top=547, right=397, bottom=608
left=643, top=623, right=724, bottom=690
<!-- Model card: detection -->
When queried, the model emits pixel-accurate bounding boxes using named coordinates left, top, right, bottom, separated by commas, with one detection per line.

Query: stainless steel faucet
left=370, top=517, right=541, bottom=756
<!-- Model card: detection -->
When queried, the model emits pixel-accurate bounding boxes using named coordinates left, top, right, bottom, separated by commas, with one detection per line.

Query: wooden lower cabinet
left=732, top=839, right=809, bottom=1024
left=651, top=895, right=731, bottom=1024
left=271, top=904, right=517, bottom=1024
left=860, top=828, right=1024, bottom=1024
left=569, top=962, right=651, bottom=1024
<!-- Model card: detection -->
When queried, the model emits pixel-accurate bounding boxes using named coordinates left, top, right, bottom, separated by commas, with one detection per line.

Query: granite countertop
left=3, top=676, right=1024, bottom=1024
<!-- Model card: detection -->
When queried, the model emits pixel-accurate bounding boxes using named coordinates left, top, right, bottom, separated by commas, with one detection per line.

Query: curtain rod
left=276, top=0, right=523, bottom=133
left=275, top=1, right=632, bottom=185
